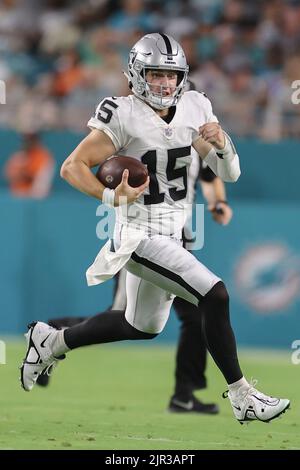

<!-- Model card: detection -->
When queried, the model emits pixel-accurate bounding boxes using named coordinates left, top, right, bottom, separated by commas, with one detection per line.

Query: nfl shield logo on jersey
left=164, top=127, right=173, bottom=139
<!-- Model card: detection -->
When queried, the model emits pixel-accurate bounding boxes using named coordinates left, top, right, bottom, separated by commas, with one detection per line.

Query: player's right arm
left=60, top=128, right=116, bottom=201
left=61, top=122, right=148, bottom=205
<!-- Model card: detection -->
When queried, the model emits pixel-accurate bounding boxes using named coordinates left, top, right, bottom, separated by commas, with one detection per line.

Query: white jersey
left=88, top=90, right=218, bottom=238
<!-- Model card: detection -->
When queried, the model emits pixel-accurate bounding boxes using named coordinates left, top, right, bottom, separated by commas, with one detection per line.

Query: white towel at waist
left=86, top=227, right=146, bottom=286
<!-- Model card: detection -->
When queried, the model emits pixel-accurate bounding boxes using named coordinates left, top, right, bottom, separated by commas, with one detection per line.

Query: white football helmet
left=126, top=33, right=189, bottom=110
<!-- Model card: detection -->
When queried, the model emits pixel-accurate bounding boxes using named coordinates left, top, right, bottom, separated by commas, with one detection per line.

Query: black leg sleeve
left=201, top=281, right=243, bottom=384
left=173, top=297, right=207, bottom=399
left=63, top=310, right=157, bottom=350
left=48, top=316, right=88, bottom=329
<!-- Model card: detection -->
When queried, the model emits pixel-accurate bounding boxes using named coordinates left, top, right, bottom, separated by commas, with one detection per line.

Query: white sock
left=228, top=377, right=249, bottom=397
left=50, top=329, right=70, bottom=357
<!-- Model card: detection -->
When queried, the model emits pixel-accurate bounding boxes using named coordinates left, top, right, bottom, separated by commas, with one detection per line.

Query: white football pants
left=124, top=236, right=221, bottom=334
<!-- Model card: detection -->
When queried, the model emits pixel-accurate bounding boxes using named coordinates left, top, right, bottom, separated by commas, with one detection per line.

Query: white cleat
left=224, top=380, right=290, bottom=424
left=20, top=321, right=65, bottom=391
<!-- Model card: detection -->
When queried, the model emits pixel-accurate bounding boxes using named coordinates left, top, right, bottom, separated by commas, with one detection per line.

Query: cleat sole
left=20, top=323, right=37, bottom=391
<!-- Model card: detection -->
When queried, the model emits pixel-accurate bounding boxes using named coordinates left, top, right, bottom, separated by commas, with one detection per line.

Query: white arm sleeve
left=204, top=132, right=241, bottom=183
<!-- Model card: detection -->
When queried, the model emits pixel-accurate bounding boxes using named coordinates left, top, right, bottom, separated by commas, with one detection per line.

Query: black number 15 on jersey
left=142, top=147, right=191, bottom=205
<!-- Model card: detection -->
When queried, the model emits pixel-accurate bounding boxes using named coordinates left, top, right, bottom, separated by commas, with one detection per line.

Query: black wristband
left=215, top=200, right=228, bottom=206
left=210, top=200, right=228, bottom=215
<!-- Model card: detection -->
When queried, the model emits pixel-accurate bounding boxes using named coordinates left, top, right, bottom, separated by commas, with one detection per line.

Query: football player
left=36, top=150, right=231, bottom=416
left=21, top=33, right=289, bottom=424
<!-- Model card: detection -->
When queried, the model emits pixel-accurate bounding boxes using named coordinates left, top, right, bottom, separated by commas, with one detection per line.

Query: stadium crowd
left=1, top=0, right=300, bottom=139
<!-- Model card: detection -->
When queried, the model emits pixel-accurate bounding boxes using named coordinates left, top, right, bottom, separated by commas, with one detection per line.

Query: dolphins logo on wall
left=234, top=243, right=300, bottom=313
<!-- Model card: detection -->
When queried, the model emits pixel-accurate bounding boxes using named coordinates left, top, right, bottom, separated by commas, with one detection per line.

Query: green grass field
left=0, top=340, right=298, bottom=450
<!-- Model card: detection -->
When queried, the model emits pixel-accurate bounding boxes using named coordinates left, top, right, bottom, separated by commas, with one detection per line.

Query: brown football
left=96, top=156, right=148, bottom=189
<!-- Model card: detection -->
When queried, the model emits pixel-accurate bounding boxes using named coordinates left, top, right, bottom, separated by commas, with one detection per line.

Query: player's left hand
left=199, top=123, right=225, bottom=150
left=114, top=169, right=150, bottom=206
left=208, top=201, right=233, bottom=226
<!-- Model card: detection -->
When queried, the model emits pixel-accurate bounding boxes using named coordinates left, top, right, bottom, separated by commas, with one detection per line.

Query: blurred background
left=1, top=0, right=300, bottom=349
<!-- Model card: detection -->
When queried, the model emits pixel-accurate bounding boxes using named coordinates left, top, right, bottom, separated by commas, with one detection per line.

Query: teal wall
left=1, top=129, right=299, bottom=348
left=194, top=200, right=300, bottom=348
left=0, top=191, right=114, bottom=333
